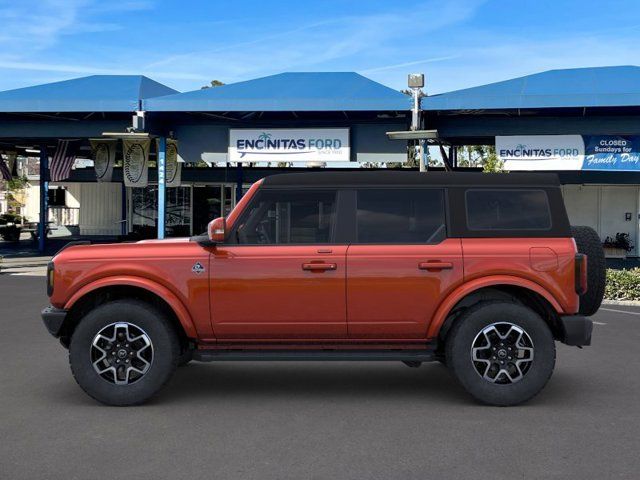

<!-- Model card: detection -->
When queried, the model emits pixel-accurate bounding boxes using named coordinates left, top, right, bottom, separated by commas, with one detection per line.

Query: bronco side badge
left=192, top=262, right=205, bottom=275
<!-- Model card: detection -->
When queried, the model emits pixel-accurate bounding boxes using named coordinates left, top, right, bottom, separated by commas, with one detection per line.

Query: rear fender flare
left=64, top=276, right=197, bottom=338
left=427, top=275, right=563, bottom=339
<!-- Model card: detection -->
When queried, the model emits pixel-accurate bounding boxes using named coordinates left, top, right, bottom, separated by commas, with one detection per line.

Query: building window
left=356, top=188, right=446, bottom=243
left=166, top=187, right=191, bottom=237
left=48, top=188, right=66, bottom=207
left=131, top=186, right=191, bottom=238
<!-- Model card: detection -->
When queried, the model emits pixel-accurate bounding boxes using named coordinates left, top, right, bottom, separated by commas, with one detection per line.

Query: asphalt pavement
left=1, top=273, right=639, bottom=480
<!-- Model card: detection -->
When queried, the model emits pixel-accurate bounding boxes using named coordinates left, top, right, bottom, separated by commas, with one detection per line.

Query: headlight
left=47, top=262, right=55, bottom=296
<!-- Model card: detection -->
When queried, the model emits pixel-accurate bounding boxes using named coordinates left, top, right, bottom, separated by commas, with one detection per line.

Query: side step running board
left=192, top=349, right=436, bottom=362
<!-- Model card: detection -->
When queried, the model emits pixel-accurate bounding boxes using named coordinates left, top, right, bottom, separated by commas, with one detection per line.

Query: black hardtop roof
left=262, top=171, right=561, bottom=187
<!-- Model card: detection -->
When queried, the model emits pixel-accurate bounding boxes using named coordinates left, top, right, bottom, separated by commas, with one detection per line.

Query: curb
left=1, top=262, right=48, bottom=269
left=602, top=299, right=640, bottom=306
left=0, top=259, right=50, bottom=273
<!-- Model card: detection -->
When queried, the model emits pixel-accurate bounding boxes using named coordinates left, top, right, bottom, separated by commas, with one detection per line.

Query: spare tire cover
left=571, top=226, right=606, bottom=316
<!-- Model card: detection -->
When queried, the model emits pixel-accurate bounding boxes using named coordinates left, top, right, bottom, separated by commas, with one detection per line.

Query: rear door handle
left=419, top=261, right=453, bottom=271
left=302, top=263, right=337, bottom=271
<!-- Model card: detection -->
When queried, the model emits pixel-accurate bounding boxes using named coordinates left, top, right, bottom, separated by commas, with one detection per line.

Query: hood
left=136, top=237, right=191, bottom=244
left=53, top=237, right=199, bottom=263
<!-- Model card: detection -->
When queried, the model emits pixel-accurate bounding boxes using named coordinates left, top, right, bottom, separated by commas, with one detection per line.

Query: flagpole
left=157, top=136, right=166, bottom=239
left=38, top=146, right=48, bottom=253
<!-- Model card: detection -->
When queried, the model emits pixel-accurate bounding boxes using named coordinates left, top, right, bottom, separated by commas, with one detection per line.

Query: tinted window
left=235, top=189, right=336, bottom=244
left=466, top=189, right=551, bottom=230
left=356, top=189, right=446, bottom=243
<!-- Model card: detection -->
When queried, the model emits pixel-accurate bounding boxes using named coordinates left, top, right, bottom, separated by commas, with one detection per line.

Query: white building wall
left=22, top=181, right=41, bottom=223
left=561, top=185, right=599, bottom=231
left=78, top=182, right=121, bottom=235
left=65, top=184, right=81, bottom=208
left=600, top=186, right=639, bottom=255
left=21, top=181, right=121, bottom=235
left=562, top=184, right=640, bottom=256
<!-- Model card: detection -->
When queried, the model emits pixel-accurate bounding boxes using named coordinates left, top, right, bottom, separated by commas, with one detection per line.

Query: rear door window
left=465, top=189, right=551, bottom=230
left=355, top=188, right=446, bottom=243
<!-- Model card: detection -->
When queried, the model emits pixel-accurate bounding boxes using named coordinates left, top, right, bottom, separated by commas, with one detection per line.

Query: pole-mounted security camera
left=408, top=73, right=425, bottom=89
left=408, top=74, right=426, bottom=171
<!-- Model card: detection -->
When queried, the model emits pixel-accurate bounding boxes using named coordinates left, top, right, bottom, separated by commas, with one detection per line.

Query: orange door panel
left=346, top=239, right=464, bottom=339
left=210, top=245, right=348, bottom=339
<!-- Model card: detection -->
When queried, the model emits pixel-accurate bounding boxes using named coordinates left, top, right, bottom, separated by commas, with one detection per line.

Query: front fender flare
left=64, top=276, right=198, bottom=338
left=426, top=275, right=563, bottom=339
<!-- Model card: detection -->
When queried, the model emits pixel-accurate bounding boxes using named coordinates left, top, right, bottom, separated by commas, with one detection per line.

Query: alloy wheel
left=471, top=322, right=534, bottom=384
left=90, top=322, right=154, bottom=385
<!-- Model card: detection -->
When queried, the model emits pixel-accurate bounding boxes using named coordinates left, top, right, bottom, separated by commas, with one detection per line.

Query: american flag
left=0, top=155, right=11, bottom=180
left=50, top=140, right=80, bottom=182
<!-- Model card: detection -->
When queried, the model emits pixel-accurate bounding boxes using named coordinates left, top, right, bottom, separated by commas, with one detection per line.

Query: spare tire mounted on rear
left=571, top=225, right=606, bottom=316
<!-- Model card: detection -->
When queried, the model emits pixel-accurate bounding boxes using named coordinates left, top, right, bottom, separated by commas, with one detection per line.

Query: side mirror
left=207, top=217, right=226, bottom=243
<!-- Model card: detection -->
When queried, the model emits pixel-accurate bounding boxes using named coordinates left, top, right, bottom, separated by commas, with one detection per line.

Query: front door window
left=234, top=190, right=336, bottom=245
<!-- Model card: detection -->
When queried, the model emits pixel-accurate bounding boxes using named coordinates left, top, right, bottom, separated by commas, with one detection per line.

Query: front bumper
left=41, top=306, right=68, bottom=338
left=559, top=315, right=593, bottom=346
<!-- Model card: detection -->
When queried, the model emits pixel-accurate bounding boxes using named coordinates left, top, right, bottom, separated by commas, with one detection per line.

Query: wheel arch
left=61, top=277, right=197, bottom=347
left=429, top=276, right=564, bottom=343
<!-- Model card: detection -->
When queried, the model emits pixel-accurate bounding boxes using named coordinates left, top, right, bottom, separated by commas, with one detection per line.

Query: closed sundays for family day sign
left=497, top=135, right=640, bottom=171
left=229, top=128, right=350, bottom=162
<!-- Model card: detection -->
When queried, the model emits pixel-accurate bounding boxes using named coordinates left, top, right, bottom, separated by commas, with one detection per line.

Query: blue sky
left=0, top=0, right=639, bottom=94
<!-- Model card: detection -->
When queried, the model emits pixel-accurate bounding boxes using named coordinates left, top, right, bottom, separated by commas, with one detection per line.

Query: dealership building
left=1, top=65, right=640, bottom=258
left=422, top=66, right=640, bottom=257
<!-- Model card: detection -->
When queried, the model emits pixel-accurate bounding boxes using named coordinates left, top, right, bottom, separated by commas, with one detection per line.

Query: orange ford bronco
left=42, top=172, right=605, bottom=406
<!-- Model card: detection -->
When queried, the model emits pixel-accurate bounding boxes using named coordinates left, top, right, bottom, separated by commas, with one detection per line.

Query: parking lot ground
left=1, top=274, right=639, bottom=480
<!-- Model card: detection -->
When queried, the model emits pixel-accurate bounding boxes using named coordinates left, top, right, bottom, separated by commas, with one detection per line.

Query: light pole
left=408, top=73, right=426, bottom=172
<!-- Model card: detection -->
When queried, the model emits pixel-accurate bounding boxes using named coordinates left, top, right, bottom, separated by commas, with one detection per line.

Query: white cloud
left=0, top=0, right=152, bottom=54
left=422, top=33, right=640, bottom=94
left=0, top=59, right=207, bottom=81
left=137, top=0, right=487, bottom=89
left=0, top=0, right=486, bottom=90
left=1, top=0, right=636, bottom=96
left=360, top=56, right=461, bottom=74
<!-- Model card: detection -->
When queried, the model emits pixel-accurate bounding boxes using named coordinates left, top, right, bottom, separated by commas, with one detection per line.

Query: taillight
left=575, top=254, right=587, bottom=295
left=47, top=261, right=55, bottom=296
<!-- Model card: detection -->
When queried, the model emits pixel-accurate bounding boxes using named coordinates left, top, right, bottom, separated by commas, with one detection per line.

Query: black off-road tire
left=571, top=225, right=606, bottom=316
left=446, top=301, right=556, bottom=406
left=69, top=299, right=180, bottom=406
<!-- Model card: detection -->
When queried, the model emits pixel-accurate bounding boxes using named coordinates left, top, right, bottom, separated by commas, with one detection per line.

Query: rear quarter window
left=465, top=189, right=551, bottom=231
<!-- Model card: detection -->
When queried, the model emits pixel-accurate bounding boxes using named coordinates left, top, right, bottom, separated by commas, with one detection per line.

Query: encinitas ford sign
left=497, top=135, right=584, bottom=170
left=229, top=128, right=350, bottom=162
left=497, top=135, right=640, bottom=171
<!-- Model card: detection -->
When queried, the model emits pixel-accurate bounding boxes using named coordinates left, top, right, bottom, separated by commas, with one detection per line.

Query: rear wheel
left=446, top=301, right=555, bottom=406
left=69, top=299, right=180, bottom=406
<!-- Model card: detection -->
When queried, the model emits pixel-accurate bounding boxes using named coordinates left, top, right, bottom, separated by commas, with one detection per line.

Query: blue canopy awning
left=0, top=75, right=178, bottom=113
left=422, top=66, right=640, bottom=111
left=144, top=72, right=411, bottom=112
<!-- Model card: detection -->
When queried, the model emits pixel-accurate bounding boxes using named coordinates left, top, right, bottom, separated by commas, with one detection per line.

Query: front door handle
left=419, top=261, right=453, bottom=271
left=302, top=263, right=337, bottom=271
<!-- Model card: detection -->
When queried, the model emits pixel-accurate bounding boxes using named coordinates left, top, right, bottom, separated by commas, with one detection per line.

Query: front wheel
left=445, top=301, right=556, bottom=406
left=69, top=300, right=180, bottom=406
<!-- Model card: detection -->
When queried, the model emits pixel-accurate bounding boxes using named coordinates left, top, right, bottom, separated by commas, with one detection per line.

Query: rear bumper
left=559, top=315, right=593, bottom=346
left=41, top=306, right=68, bottom=338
